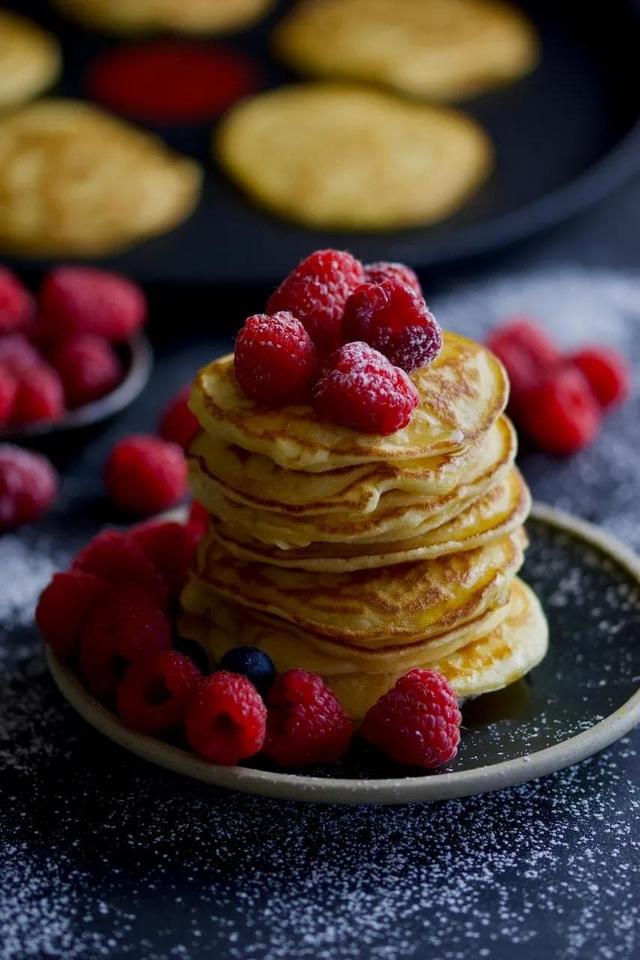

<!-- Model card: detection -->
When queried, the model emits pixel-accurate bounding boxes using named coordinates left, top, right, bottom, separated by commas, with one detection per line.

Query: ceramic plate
left=47, top=504, right=640, bottom=805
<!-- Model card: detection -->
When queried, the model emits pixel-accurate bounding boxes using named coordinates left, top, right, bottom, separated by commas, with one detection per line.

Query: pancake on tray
left=273, top=0, right=539, bottom=101
left=0, top=99, right=202, bottom=256
left=216, top=83, right=492, bottom=230
left=0, top=10, right=60, bottom=109
left=53, top=0, right=274, bottom=35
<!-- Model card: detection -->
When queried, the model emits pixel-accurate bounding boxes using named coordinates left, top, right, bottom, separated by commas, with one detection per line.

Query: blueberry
left=218, top=646, right=275, bottom=697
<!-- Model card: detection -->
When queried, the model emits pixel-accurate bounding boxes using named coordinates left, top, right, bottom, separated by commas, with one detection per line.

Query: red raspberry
left=234, top=312, right=318, bottom=404
left=39, top=267, right=146, bottom=343
left=184, top=671, right=266, bottom=764
left=567, top=347, right=630, bottom=410
left=12, top=364, right=65, bottom=426
left=263, top=669, right=352, bottom=768
left=79, top=584, right=172, bottom=701
left=0, top=368, right=17, bottom=425
left=0, top=335, right=42, bottom=374
left=36, top=569, right=109, bottom=660
left=159, top=385, right=199, bottom=450
left=342, top=280, right=441, bottom=372
left=364, top=261, right=422, bottom=295
left=487, top=319, right=560, bottom=402
left=267, top=249, right=365, bottom=352
left=49, top=335, right=122, bottom=409
left=313, top=342, right=419, bottom=435
left=187, top=500, right=209, bottom=540
left=73, top=529, right=170, bottom=607
left=360, top=668, right=461, bottom=768
left=105, top=435, right=187, bottom=515
left=519, top=366, right=602, bottom=455
left=0, top=268, right=34, bottom=335
left=116, top=650, right=202, bottom=735
left=130, top=519, right=200, bottom=595
left=0, top=445, right=58, bottom=530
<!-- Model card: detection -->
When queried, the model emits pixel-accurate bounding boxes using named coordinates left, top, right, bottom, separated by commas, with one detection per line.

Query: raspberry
left=105, top=435, right=187, bottom=515
left=116, top=650, right=202, bottom=735
left=80, top=584, right=172, bottom=701
left=263, top=669, right=352, bottom=768
left=0, top=445, right=58, bottom=530
left=130, top=519, right=200, bottom=595
left=364, top=261, right=422, bottom=295
left=487, top=319, right=560, bottom=402
left=267, top=249, right=365, bottom=352
left=11, top=364, right=65, bottom=425
left=159, top=385, right=198, bottom=450
left=0, top=268, right=34, bottom=335
left=519, top=366, right=602, bottom=455
left=342, top=279, right=441, bottom=369
left=568, top=347, right=630, bottom=410
left=39, top=267, right=146, bottom=343
left=360, top=668, right=461, bottom=768
left=36, top=569, right=109, bottom=660
left=184, top=671, right=266, bottom=764
left=313, top=342, right=419, bottom=435
left=0, top=335, right=42, bottom=374
left=187, top=500, right=209, bottom=540
left=50, top=335, right=122, bottom=409
left=234, top=312, right=318, bottom=404
left=73, top=529, right=170, bottom=607
left=0, top=369, right=17, bottom=425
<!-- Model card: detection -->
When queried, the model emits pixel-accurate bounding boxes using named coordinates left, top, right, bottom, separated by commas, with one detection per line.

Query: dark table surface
left=2, top=175, right=640, bottom=960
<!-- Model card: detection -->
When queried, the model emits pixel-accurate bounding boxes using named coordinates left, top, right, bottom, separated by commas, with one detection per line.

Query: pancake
left=190, top=332, right=508, bottom=471
left=0, top=99, right=202, bottom=257
left=210, top=468, right=531, bottom=571
left=273, top=0, right=539, bottom=102
left=53, top=0, right=274, bottom=34
left=0, top=11, right=60, bottom=110
left=215, top=83, right=492, bottom=230
left=182, top=529, right=526, bottom=646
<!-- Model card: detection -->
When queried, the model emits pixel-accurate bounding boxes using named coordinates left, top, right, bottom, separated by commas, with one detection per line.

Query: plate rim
left=46, top=502, right=640, bottom=805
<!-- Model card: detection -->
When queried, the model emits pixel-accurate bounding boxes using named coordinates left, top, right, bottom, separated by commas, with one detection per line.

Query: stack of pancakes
left=180, top=331, right=548, bottom=720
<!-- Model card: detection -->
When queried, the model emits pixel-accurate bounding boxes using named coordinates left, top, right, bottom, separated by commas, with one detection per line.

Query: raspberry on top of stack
left=180, top=250, right=548, bottom=724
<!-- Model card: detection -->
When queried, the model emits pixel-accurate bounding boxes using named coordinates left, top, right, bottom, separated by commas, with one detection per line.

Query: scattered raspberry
left=519, top=366, right=602, bottom=455
left=0, top=335, right=42, bottom=374
left=79, top=584, right=172, bottom=701
left=187, top=500, right=209, bottom=540
left=364, top=261, right=422, bottom=295
left=130, top=519, right=200, bottom=595
left=0, top=445, right=58, bottom=530
left=234, top=312, right=318, bottom=405
left=73, top=529, right=170, bottom=607
left=184, top=671, right=266, bottom=764
left=36, top=569, right=109, bottom=660
left=342, top=280, right=441, bottom=371
left=360, top=668, right=461, bottom=768
left=0, top=268, right=34, bottom=335
left=105, top=435, right=187, bottom=515
left=50, top=335, right=122, bottom=409
left=159, top=386, right=199, bottom=450
left=116, top=649, right=202, bottom=735
left=0, top=368, right=17, bottom=425
left=39, top=267, right=146, bottom=343
left=267, top=250, right=365, bottom=352
left=487, top=319, right=560, bottom=402
left=263, top=669, right=352, bottom=768
left=568, top=347, right=630, bottom=410
left=313, top=342, right=419, bottom=435
left=11, top=364, right=65, bottom=426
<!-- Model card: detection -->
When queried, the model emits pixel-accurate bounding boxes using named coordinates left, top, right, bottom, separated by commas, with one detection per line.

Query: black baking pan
left=6, top=0, right=640, bottom=285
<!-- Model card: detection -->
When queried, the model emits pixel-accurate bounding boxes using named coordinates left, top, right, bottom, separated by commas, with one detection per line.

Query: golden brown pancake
left=216, top=83, right=492, bottom=230
left=273, top=0, right=539, bottom=101
left=0, top=99, right=202, bottom=256
left=0, top=11, right=60, bottom=109
left=53, top=0, right=274, bottom=34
